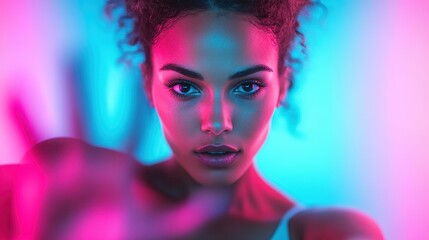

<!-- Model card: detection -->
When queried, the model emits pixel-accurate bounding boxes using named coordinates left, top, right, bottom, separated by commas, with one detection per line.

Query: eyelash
left=165, top=79, right=199, bottom=99
left=165, top=79, right=267, bottom=99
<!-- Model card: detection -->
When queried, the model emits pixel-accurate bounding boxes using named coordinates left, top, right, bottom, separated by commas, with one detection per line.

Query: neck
left=163, top=160, right=293, bottom=221
left=227, top=164, right=293, bottom=221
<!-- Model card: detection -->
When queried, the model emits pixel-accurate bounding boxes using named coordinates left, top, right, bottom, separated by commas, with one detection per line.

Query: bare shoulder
left=290, top=207, right=384, bottom=240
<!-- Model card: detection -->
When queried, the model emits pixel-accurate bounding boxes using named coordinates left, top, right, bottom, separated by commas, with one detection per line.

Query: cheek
left=152, top=79, right=278, bottom=150
left=236, top=100, right=274, bottom=137
left=233, top=97, right=276, bottom=157
left=235, top=86, right=278, bottom=132
left=152, top=88, right=198, bottom=143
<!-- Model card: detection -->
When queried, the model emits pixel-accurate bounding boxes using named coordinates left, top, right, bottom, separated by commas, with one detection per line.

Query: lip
left=194, top=144, right=240, bottom=168
left=194, top=152, right=240, bottom=168
left=195, top=144, right=240, bottom=153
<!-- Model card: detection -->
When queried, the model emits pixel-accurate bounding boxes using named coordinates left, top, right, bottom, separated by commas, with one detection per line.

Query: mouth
left=194, top=152, right=240, bottom=168
left=194, top=145, right=241, bottom=168
left=195, top=144, right=239, bottom=153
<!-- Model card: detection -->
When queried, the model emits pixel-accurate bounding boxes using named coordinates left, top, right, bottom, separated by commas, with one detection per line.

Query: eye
left=172, top=82, right=199, bottom=95
left=166, top=79, right=201, bottom=98
left=233, top=80, right=265, bottom=95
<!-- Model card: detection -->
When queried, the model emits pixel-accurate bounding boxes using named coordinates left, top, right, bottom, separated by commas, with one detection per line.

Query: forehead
left=152, top=11, right=278, bottom=75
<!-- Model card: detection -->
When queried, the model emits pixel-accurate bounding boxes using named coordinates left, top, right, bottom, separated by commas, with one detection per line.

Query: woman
left=0, top=0, right=384, bottom=239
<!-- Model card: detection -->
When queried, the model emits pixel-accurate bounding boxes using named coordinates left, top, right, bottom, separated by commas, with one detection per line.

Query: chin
left=189, top=169, right=237, bottom=187
left=175, top=151, right=255, bottom=188
left=199, top=176, right=236, bottom=188
left=188, top=162, right=252, bottom=188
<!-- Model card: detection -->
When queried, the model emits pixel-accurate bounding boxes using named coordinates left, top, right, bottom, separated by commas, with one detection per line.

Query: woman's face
left=145, top=11, right=288, bottom=187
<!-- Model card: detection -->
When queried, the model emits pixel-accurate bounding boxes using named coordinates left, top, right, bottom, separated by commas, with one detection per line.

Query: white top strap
left=270, top=205, right=305, bottom=240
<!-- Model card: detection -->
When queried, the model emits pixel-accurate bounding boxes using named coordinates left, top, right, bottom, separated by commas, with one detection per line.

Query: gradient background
left=1, top=0, right=428, bottom=239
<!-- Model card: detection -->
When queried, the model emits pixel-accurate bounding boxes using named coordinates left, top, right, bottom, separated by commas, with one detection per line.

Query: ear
left=141, top=63, right=154, bottom=107
left=277, top=67, right=291, bottom=107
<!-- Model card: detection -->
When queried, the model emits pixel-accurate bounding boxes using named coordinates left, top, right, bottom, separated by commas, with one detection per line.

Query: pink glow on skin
left=145, top=11, right=288, bottom=187
left=2, top=138, right=294, bottom=239
left=8, top=139, right=132, bottom=239
left=0, top=3, right=390, bottom=239
left=12, top=164, right=47, bottom=239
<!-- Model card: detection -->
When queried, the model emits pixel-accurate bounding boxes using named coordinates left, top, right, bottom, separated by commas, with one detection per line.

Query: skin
left=143, top=11, right=288, bottom=188
left=0, top=10, right=384, bottom=240
left=2, top=138, right=293, bottom=239
left=0, top=140, right=384, bottom=239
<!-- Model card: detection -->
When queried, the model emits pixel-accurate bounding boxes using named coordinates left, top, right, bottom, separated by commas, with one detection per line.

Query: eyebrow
left=160, top=63, right=273, bottom=81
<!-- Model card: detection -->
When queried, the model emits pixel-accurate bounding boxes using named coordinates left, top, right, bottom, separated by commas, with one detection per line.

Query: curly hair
left=105, top=0, right=320, bottom=91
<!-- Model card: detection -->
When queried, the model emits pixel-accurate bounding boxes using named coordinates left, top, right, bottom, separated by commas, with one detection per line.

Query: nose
left=200, top=94, right=233, bottom=135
